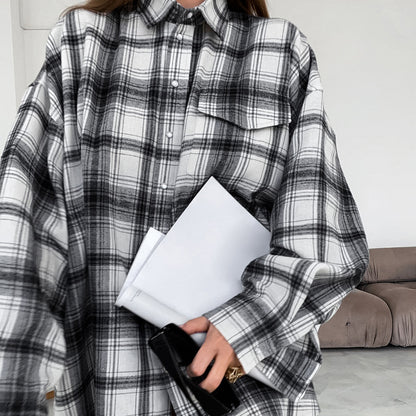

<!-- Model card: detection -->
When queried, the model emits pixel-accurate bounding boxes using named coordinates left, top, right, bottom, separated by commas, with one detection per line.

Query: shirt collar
left=137, top=0, right=230, bottom=40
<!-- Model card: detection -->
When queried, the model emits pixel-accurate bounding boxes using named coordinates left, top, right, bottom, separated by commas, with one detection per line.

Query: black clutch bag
left=148, top=323, right=240, bottom=416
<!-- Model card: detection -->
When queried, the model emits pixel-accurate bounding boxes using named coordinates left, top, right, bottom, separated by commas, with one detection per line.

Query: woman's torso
left=52, top=1, right=319, bottom=414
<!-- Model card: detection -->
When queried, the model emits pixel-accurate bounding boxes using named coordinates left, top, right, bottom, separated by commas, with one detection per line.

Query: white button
left=166, top=131, right=173, bottom=138
left=161, top=183, right=168, bottom=190
left=176, top=33, right=183, bottom=41
left=171, top=80, right=179, bottom=88
left=187, top=11, right=193, bottom=19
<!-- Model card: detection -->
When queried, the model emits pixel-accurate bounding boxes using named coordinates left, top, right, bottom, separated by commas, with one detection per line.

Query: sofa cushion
left=362, top=247, right=416, bottom=284
left=362, top=283, right=416, bottom=347
left=318, top=289, right=392, bottom=348
left=396, top=281, right=416, bottom=290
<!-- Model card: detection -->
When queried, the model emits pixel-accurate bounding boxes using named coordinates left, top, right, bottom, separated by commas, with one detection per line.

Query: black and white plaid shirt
left=0, top=0, right=369, bottom=414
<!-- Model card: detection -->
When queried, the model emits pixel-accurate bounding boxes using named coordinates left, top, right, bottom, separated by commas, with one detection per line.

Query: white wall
left=270, top=0, right=416, bottom=249
left=1, top=0, right=415, bottom=248
left=0, top=1, right=18, bottom=146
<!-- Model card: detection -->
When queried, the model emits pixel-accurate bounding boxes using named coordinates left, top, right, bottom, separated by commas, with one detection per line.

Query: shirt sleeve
left=0, top=19, right=67, bottom=415
left=203, top=27, right=369, bottom=400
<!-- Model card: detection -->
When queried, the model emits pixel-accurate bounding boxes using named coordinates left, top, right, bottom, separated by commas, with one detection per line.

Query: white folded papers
left=116, top=176, right=276, bottom=389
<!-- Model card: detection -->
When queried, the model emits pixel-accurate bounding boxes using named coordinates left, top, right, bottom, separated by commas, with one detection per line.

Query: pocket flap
left=197, top=90, right=292, bottom=130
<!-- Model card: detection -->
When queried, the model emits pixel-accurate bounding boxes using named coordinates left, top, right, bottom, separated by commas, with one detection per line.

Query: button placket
left=162, top=21, right=187, bottom=192
left=161, top=127, right=174, bottom=191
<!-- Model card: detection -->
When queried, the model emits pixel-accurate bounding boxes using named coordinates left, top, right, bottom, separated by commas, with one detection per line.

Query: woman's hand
left=180, top=316, right=245, bottom=393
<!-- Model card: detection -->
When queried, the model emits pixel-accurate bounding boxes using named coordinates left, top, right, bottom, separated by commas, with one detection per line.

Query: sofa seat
left=318, top=288, right=392, bottom=348
left=318, top=247, right=416, bottom=348
left=361, top=282, right=416, bottom=347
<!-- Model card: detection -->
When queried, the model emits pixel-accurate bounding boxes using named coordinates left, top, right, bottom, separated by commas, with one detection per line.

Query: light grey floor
left=47, top=346, right=416, bottom=415
left=314, top=346, right=416, bottom=416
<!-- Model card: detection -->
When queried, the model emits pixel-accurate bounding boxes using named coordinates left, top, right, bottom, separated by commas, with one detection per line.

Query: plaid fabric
left=0, top=0, right=369, bottom=414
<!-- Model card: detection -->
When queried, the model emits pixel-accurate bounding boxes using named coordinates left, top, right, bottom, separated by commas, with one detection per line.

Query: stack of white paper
left=116, top=176, right=276, bottom=389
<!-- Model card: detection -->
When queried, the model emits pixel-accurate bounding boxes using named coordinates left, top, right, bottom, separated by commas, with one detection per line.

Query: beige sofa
left=318, top=247, right=416, bottom=348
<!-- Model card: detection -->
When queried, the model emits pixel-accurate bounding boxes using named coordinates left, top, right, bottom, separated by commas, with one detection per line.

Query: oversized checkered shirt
left=0, top=0, right=369, bottom=414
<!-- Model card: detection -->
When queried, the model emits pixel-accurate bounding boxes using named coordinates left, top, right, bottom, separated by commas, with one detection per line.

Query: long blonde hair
left=62, top=0, right=270, bottom=18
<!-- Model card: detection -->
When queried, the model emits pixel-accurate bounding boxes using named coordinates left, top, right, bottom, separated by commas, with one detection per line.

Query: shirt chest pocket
left=186, top=90, right=292, bottom=187
left=196, top=90, right=292, bottom=130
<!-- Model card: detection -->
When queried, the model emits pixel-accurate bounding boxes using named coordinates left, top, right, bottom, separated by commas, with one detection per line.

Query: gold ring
left=224, top=366, right=245, bottom=383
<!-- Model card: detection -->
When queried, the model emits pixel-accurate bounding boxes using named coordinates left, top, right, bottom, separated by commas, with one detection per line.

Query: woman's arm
left=0, top=19, right=68, bottom=415
left=183, top=26, right=369, bottom=399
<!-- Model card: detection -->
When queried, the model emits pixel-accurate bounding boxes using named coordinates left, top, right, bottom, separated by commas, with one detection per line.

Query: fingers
left=185, top=320, right=237, bottom=393
left=180, top=316, right=210, bottom=335
left=180, top=318, right=244, bottom=392
left=187, top=341, right=216, bottom=379
left=198, top=350, right=231, bottom=393
left=187, top=339, right=234, bottom=393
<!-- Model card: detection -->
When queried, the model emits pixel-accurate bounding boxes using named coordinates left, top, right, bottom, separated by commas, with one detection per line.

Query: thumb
left=180, top=316, right=210, bottom=335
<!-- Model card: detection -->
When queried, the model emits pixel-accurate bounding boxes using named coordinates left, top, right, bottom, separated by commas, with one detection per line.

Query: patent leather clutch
left=148, top=323, right=240, bottom=416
